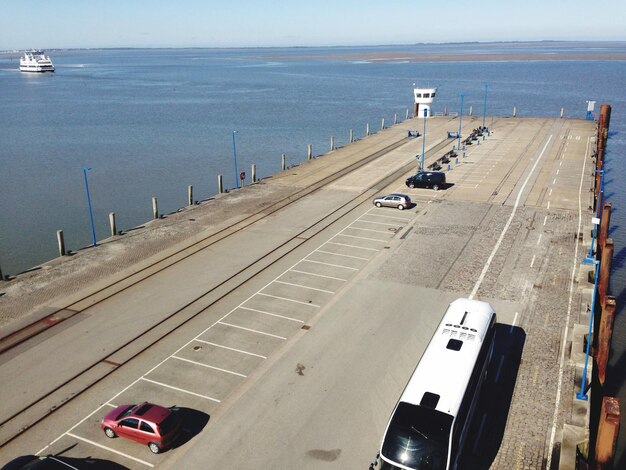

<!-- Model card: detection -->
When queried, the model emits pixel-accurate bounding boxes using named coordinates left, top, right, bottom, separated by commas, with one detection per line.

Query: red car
left=101, top=402, right=182, bottom=454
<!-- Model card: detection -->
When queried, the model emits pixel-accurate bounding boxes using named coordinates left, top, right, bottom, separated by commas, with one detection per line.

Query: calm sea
left=1, top=42, right=626, bottom=462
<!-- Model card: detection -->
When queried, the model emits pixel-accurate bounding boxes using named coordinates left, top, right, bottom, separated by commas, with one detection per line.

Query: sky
left=2, top=0, right=626, bottom=50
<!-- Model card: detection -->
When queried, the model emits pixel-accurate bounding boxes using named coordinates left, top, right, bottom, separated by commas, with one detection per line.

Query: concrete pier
left=0, top=115, right=601, bottom=469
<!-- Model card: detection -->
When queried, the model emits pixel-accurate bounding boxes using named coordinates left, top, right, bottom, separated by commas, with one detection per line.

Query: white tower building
left=413, top=86, right=437, bottom=118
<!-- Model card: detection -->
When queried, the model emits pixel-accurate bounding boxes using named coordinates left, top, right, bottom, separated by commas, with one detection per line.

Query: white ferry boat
left=19, top=50, right=55, bottom=73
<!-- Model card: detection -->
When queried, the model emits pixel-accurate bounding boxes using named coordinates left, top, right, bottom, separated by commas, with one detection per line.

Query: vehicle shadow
left=458, top=324, right=526, bottom=469
left=1, top=454, right=131, bottom=470
left=171, top=407, right=210, bottom=449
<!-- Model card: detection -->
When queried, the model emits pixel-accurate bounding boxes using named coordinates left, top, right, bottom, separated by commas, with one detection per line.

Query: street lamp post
left=457, top=93, right=465, bottom=151
left=82, top=166, right=97, bottom=247
left=421, top=107, right=427, bottom=171
left=232, top=130, right=239, bottom=189
left=482, top=83, right=489, bottom=130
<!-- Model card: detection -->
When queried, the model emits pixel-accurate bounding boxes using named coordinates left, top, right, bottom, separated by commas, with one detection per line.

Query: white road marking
left=316, top=249, right=369, bottom=261
left=300, top=259, right=359, bottom=270
left=553, top=178, right=557, bottom=185
left=530, top=255, right=536, bottom=267
left=546, top=136, right=589, bottom=469
left=257, top=292, right=320, bottom=307
left=171, top=355, right=247, bottom=378
left=343, top=226, right=392, bottom=235
left=239, top=305, right=305, bottom=323
left=364, top=212, right=410, bottom=222
left=289, top=269, right=347, bottom=282
left=547, top=201, right=551, bottom=210
left=218, top=321, right=287, bottom=340
left=334, top=233, right=389, bottom=243
left=512, top=311, right=519, bottom=328
left=66, top=432, right=154, bottom=467
left=549, top=188, right=553, bottom=196
left=325, top=241, right=379, bottom=251
left=140, top=378, right=221, bottom=402
left=194, top=339, right=267, bottom=359
left=469, top=135, right=553, bottom=299
left=537, top=234, right=543, bottom=245
left=544, top=215, right=548, bottom=226
left=274, top=279, right=335, bottom=294
left=356, top=218, right=402, bottom=227
left=556, top=169, right=560, bottom=175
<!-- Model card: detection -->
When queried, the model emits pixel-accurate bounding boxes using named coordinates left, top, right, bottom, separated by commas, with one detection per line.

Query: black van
left=405, top=171, right=446, bottom=190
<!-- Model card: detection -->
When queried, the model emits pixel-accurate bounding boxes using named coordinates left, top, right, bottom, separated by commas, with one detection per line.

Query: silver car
left=372, top=193, right=412, bottom=210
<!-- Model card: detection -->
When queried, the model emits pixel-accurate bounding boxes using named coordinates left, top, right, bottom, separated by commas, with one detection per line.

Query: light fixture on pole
left=457, top=93, right=465, bottom=151
left=482, top=83, right=489, bottom=130
left=421, top=107, right=427, bottom=171
left=82, top=166, right=97, bottom=247
left=232, top=130, right=239, bottom=189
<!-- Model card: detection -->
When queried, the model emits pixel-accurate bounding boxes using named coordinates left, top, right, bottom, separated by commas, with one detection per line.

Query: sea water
left=1, top=43, right=626, bottom=463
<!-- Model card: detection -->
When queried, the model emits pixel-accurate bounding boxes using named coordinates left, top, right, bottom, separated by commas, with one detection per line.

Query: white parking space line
left=537, top=234, right=543, bottom=246
left=530, top=255, right=536, bottom=268
left=104, top=403, right=117, bottom=408
left=239, top=305, right=305, bottom=323
left=547, top=201, right=551, bottom=210
left=355, top=219, right=402, bottom=227
left=334, top=233, right=389, bottom=243
left=218, top=321, right=287, bottom=340
left=315, top=249, right=370, bottom=261
left=544, top=216, right=548, bottom=226
left=140, top=378, right=221, bottom=402
left=300, top=259, right=359, bottom=271
left=195, top=339, right=267, bottom=359
left=171, top=355, right=247, bottom=378
left=289, top=269, right=347, bottom=282
left=273, top=279, right=335, bottom=294
left=257, top=292, right=320, bottom=308
left=325, top=241, right=379, bottom=251
left=553, top=178, right=557, bottom=185
left=66, top=432, right=154, bottom=467
left=344, top=226, right=393, bottom=235
left=364, top=212, right=410, bottom=222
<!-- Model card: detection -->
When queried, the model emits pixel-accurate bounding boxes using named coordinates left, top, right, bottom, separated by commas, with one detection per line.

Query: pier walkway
left=0, top=115, right=596, bottom=469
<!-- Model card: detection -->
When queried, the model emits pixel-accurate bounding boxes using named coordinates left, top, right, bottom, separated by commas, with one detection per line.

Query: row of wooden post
left=589, top=104, right=620, bottom=470
left=7, top=110, right=414, bottom=271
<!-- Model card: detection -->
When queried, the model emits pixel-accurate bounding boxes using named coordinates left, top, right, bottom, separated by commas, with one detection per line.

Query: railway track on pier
left=0, top=134, right=455, bottom=448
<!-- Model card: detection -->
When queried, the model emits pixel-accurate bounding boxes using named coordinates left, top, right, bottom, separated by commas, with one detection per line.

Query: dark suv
left=405, top=171, right=446, bottom=190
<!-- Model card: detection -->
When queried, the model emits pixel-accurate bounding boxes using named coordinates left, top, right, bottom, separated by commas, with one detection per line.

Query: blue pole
left=457, top=94, right=465, bottom=151
left=587, top=170, right=605, bottom=259
left=482, top=84, right=488, bottom=129
left=82, top=166, right=97, bottom=247
left=232, top=130, right=239, bottom=189
left=421, top=108, right=427, bottom=171
left=577, top=258, right=600, bottom=400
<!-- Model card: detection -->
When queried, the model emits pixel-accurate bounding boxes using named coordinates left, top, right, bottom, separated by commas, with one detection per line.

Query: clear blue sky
left=2, top=0, right=626, bottom=50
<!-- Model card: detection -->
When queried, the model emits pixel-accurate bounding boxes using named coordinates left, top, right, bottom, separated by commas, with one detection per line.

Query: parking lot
left=33, top=196, right=416, bottom=468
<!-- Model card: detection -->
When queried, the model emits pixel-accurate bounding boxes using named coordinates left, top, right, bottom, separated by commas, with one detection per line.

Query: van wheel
left=375, top=202, right=382, bottom=207
left=104, top=427, right=116, bottom=438
left=433, top=184, right=440, bottom=191
left=148, top=442, right=161, bottom=454
left=408, top=183, right=415, bottom=189
left=397, top=205, right=405, bottom=210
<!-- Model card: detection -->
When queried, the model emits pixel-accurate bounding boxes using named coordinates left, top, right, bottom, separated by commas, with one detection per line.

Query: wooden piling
left=405, top=108, right=409, bottom=120
left=513, top=106, right=517, bottom=117
left=252, top=164, right=256, bottom=183
left=109, top=212, right=116, bottom=237
left=596, top=296, right=616, bottom=386
left=56, top=230, right=66, bottom=257
left=394, top=113, right=398, bottom=125
left=152, top=197, right=159, bottom=219
left=349, top=129, right=353, bottom=143
left=308, top=144, right=312, bottom=160
left=218, top=174, right=223, bottom=194
left=469, top=105, right=473, bottom=116
left=366, top=123, right=370, bottom=136
left=381, top=118, right=385, bottom=130
left=598, top=239, right=614, bottom=308
left=187, top=185, right=193, bottom=206
left=281, top=154, right=286, bottom=171
left=330, top=135, right=334, bottom=151
left=560, top=107, right=564, bottom=118
left=594, top=396, right=620, bottom=469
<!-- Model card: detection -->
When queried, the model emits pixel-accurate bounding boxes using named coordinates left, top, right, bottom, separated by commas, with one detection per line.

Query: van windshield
left=381, top=402, right=452, bottom=470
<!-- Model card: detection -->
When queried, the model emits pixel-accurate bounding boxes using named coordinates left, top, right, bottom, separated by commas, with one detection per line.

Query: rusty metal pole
left=598, top=239, right=614, bottom=308
left=594, top=162, right=603, bottom=211
left=594, top=396, right=621, bottom=469
left=598, top=202, right=612, bottom=257
left=596, top=296, right=616, bottom=385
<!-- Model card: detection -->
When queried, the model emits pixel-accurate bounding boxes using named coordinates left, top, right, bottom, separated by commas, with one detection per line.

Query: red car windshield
left=115, top=404, right=137, bottom=421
